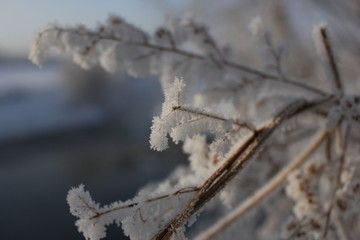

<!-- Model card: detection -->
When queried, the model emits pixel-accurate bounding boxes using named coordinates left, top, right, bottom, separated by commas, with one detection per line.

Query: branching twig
left=263, top=31, right=285, bottom=80
left=30, top=13, right=360, bottom=240
left=38, top=27, right=328, bottom=96
left=88, top=186, right=199, bottom=220
left=152, top=97, right=331, bottom=240
left=317, top=24, right=344, bottom=95
left=172, top=105, right=255, bottom=132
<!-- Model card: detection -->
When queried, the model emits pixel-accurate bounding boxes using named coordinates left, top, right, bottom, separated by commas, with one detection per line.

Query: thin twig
left=88, top=186, right=199, bottom=220
left=325, top=131, right=334, bottom=162
left=318, top=25, right=344, bottom=95
left=172, top=105, right=255, bottom=132
left=222, top=59, right=326, bottom=96
left=263, top=31, right=285, bottom=80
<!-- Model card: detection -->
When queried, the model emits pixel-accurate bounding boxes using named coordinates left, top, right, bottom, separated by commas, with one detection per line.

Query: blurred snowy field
left=0, top=59, right=184, bottom=240
left=0, top=62, right=105, bottom=142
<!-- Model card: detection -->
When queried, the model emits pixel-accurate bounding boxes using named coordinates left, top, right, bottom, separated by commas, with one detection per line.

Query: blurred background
left=1, top=0, right=359, bottom=239
left=0, top=1, right=186, bottom=239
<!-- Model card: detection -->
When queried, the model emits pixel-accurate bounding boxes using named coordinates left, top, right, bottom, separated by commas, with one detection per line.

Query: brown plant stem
left=318, top=25, right=343, bottom=95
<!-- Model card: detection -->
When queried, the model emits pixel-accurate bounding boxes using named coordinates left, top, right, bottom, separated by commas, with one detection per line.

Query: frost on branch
left=28, top=15, right=227, bottom=84
left=150, top=77, right=186, bottom=151
left=29, top=16, right=150, bottom=73
left=29, top=9, right=360, bottom=240
left=150, top=77, right=253, bottom=154
left=67, top=184, right=132, bottom=240
left=67, top=183, right=198, bottom=240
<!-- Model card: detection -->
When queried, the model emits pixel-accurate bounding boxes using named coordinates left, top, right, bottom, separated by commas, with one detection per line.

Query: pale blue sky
left=0, top=0, right=185, bottom=55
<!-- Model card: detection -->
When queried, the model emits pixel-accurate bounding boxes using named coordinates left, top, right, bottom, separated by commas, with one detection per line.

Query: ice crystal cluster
left=29, top=10, right=360, bottom=240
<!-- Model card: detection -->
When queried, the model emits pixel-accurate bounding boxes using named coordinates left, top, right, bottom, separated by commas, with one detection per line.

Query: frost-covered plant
left=29, top=12, right=360, bottom=240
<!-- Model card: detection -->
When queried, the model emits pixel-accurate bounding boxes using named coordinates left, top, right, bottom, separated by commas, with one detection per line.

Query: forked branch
left=152, top=97, right=331, bottom=240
